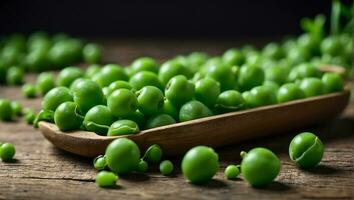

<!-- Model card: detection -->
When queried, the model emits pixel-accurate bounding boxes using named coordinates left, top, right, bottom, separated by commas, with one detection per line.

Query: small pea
left=136, top=86, right=164, bottom=116
left=95, top=171, right=118, bottom=188
left=107, top=120, right=140, bottom=136
left=299, top=77, right=325, bottom=97
left=56, top=67, right=84, bottom=87
left=129, top=71, right=163, bottom=91
left=22, top=83, right=37, bottom=98
left=238, top=65, right=264, bottom=91
left=179, top=100, right=212, bottom=122
left=143, top=144, right=163, bottom=164
left=93, top=64, right=128, bottom=87
left=0, top=143, right=16, bottom=162
left=194, top=78, right=221, bottom=107
left=54, top=102, right=84, bottom=131
left=145, top=114, right=176, bottom=129
left=36, top=72, right=56, bottom=96
left=93, top=155, right=107, bottom=171
left=215, top=90, right=245, bottom=113
left=321, top=73, right=343, bottom=93
left=131, top=57, right=159, bottom=75
left=224, top=165, right=240, bottom=180
left=0, top=99, right=13, bottom=121
left=11, top=101, right=23, bottom=116
left=159, top=160, right=174, bottom=175
left=165, top=75, right=195, bottom=107
left=107, top=89, right=138, bottom=118
left=24, top=108, right=36, bottom=124
left=85, top=64, right=101, bottom=78
left=83, top=43, right=102, bottom=64
left=42, top=87, right=73, bottom=112
left=137, top=159, right=149, bottom=173
left=6, top=66, right=24, bottom=85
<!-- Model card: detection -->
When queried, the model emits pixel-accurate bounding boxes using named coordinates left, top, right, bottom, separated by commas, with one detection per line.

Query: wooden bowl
left=39, top=89, right=350, bottom=157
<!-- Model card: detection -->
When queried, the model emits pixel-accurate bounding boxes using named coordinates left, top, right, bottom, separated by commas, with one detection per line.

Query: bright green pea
left=143, top=144, right=163, bottom=164
left=107, top=120, right=139, bottom=136
left=105, top=80, right=132, bottom=97
left=299, top=77, right=325, bottom=97
left=204, top=63, right=235, bottom=91
left=36, top=72, right=56, bottom=96
left=182, top=146, right=219, bottom=184
left=263, top=81, right=280, bottom=92
left=159, top=160, right=174, bottom=175
left=49, top=39, right=83, bottom=67
left=93, top=155, right=107, bottom=171
left=136, top=86, right=164, bottom=116
left=179, top=100, right=212, bottom=122
left=84, top=105, right=115, bottom=135
left=105, top=138, right=141, bottom=174
left=240, top=147, right=281, bottom=187
left=22, top=83, right=37, bottom=98
left=262, top=43, right=284, bottom=60
left=24, top=108, right=36, bottom=124
left=160, top=99, right=179, bottom=121
left=95, top=171, right=118, bottom=188
left=297, top=33, right=320, bottom=55
left=195, top=78, right=220, bottom=107
left=71, top=79, right=104, bottom=114
left=85, top=64, right=101, bottom=78
left=83, top=43, right=102, bottom=64
left=1, top=46, right=22, bottom=67
left=286, top=47, right=311, bottom=65
left=321, top=73, right=343, bottom=93
left=93, top=64, right=128, bottom=87
left=145, top=114, right=176, bottom=129
left=11, top=101, right=23, bottom=116
left=54, top=102, right=83, bottom=131
left=277, top=83, right=305, bottom=103
left=33, top=109, right=55, bottom=128
left=245, top=86, right=277, bottom=108
left=289, top=132, right=324, bottom=169
left=238, top=65, right=265, bottom=91
left=165, top=75, right=194, bottom=107
left=123, top=110, right=146, bottom=129
left=6, top=66, right=23, bottom=85
left=245, top=52, right=262, bottom=67
left=222, top=48, right=244, bottom=67
left=320, top=36, right=342, bottom=57
left=215, top=90, right=245, bottom=113
left=107, top=89, right=138, bottom=118
left=265, top=65, right=289, bottom=85
left=288, top=63, right=321, bottom=82
left=137, top=159, right=149, bottom=173
left=0, top=99, right=13, bottom=121
left=158, top=60, right=190, bottom=86
left=224, top=165, right=240, bottom=180
left=56, top=67, right=84, bottom=87
left=129, top=71, right=163, bottom=91
left=42, top=87, right=73, bottom=111
left=0, top=143, right=16, bottom=162
left=131, top=57, right=159, bottom=75
left=187, top=52, right=208, bottom=73
left=25, top=48, right=50, bottom=72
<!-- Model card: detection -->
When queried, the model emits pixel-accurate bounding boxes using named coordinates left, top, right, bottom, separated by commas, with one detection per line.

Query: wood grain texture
left=0, top=39, right=353, bottom=200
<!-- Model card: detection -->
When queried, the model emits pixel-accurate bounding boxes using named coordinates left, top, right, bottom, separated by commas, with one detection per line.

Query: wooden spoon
left=39, top=89, right=350, bottom=157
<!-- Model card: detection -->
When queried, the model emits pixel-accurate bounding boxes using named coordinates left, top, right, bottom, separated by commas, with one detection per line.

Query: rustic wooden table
left=0, top=39, right=353, bottom=200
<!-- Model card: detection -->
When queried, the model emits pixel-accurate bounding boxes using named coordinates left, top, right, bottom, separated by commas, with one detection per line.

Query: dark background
left=0, top=0, right=342, bottom=37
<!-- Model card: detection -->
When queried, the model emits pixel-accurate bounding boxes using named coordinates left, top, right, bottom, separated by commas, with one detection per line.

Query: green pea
left=56, top=67, right=84, bottom=87
left=143, top=144, right=163, bottom=164
left=0, top=99, right=13, bottom=121
left=299, top=77, right=325, bottom=97
left=215, top=90, right=245, bottom=113
left=288, top=63, right=321, bottom=82
left=265, top=65, right=289, bottom=85
left=11, top=101, right=23, bottom=116
left=25, top=48, right=50, bottom=72
left=54, top=102, right=83, bottom=131
left=286, top=47, right=311, bottom=65
left=42, top=87, right=73, bottom=112
left=85, top=64, right=101, bottom=78
left=277, top=83, right=305, bottom=103
left=107, top=120, right=140, bottom=136
left=71, top=79, right=104, bottom=114
left=105, top=80, right=132, bottom=97
left=238, top=65, right=265, bottom=91
left=49, top=39, right=83, bottom=67
left=160, top=99, right=179, bottom=121
left=179, top=100, right=212, bottom=122
left=145, top=114, right=176, bottom=129
left=262, top=43, right=284, bottom=60
left=245, top=52, right=262, bottom=67
left=181, top=146, right=219, bottom=184
left=36, top=72, right=56, bottom=96
left=245, top=86, right=277, bottom=108
left=107, top=89, right=137, bottom=118
left=222, top=48, right=244, bottom=67
left=24, top=108, right=36, bottom=124
left=129, top=71, right=163, bottom=91
left=194, top=78, right=220, bottom=107
left=1, top=46, right=22, bottom=66
left=131, top=57, right=159, bottom=75
left=105, top=138, right=141, bottom=174
left=95, top=171, right=118, bottom=188
left=158, top=60, right=190, bottom=86
left=165, top=75, right=195, bottom=107
left=320, top=36, right=342, bottom=57
left=297, top=34, right=320, bottom=55
left=240, top=147, right=281, bottom=187
left=83, top=43, right=102, bottom=64
left=187, top=52, right=208, bottom=73
left=6, top=66, right=23, bottom=85
left=123, top=110, right=146, bottom=129
left=204, top=63, right=235, bottom=91
left=289, top=132, right=324, bottom=169
left=93, top=155, right=107, bottom=171
left=224, top=165, right=240, bottom=180
left=22, top=83, right=37, bottom=98
left=33, top=109, right=55, bottom=128
left=137, top=86, right=164, bottom=116
left=159, top=160, right=174, bottom=175
left=84, top=105, right=115, bottom=135
left=263, top=81, right=280, bottom=92
left=93, top=64, right=128, bottom=87
left=0, top=143, right=16, bottom=162
left=321, top=73, right=343, bottom=93
left=137, top=159, right=149, bottom=173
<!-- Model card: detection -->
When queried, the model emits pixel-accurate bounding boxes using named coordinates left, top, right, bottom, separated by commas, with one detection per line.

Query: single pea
left=0, top=143, right=16, bottom=162
left=165, top=75, right=195, bottom=107
left=123, top=110, right=146, bottom=129
left=179, top=100, right=213, bottom=122
left=289, top=132, right=324, bottom=169
left=224, top=165, right=240, bottom=180
left=129, top=71, right=163, bottom=91
left=241, top=91, right=252, bottom=108
left=54, top=102, right=84, bottom=131
left=131, top=57, right=159, bottom=75
left=187, top=52, right=209, bottom=73
left=11, top=101, right=23, bottom=116
left=194, top=78, right=220, bottom=107
left=263, top=81, right=280, bottom=92
left=42, top=87, right=73, bottom=111
left=56, top=67, right=84, bottom=87
left=84, top=105, right=115, bottom=135
left=265, top=65, right=289, bottom=85
left=22, top=83, right=37, bottom=98
left=71, top=79, right=104, bottom=114
left=33, top=109, right=55, bottom=128
left=245, top=52, right=262, bottom=67
left=222, top=48, right=244, bottom=67
left=158, top=59, right=191, bottom=86
left=182, top=146, right=219, bottom=184
left=299, top=77, right=325, bottom=97
left=297, top=33, right=320, bottom=55
left=321, top=73, right=344, bottom=93
left=288, top=63, right=321, bottom=82
left=107, top=120, right=140, bottom=136
left=215, top=90, right=245, bottom=113
left=105, top=80, right=132, bottom=97
left=49, top=39, right=83, bottom=67
left=6, top=66, right=23, bottom=85
left=93, top=155, right=107, bottom=171
left=320, top=36, right=342, bottom=57
left=238, top=65, right=265, bottom=91
left=83, top=43, right=102, bottom=64
left=107, top=89, right=138, bottom=118
left=245, top=86, right=277, bottom=108
left=137, top=159, right=149, bottom=173
left=105, top=138, right=141, bottom=174
left=24, top=108, right=36, bottom=124
left=277, top=83, right=305, bottom=103
left=93, top=64, right=128, bottom=87
left=143, top=144, right=163, bottom=164
left=240, top=147, right=281, bottom=187
left=160, top=99, right=179, bottom=121
left=145, top=114, right=176, bottom=129
left=85, top=64, right=101, bottom=78
left=0, top=99, right=13, bottom=121
left=137, top=86, right=164, bottom=116
left=36, top=72, right=56, bottom=96
left=25, top=48, right=50, bottom=72
left=159, top=160, right=174, bottom=175
left=262, top=43, right=284, bottom=60
left=286, top=47, right=311, bottom=65
left=204, top=63, right=235, bottom=91
left=95, top=171, right=118, bottom=188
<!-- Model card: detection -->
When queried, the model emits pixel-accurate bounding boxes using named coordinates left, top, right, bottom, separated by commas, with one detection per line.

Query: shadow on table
left=303, top=164, right=341, bottom=175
